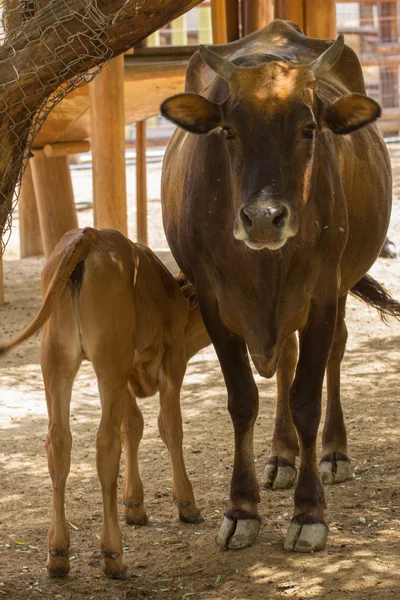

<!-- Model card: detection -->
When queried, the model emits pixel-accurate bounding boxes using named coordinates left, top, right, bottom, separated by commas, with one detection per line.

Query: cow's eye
left=302, top=123, right=317, bottom=139
left=223, top=126, right=235, bottom=140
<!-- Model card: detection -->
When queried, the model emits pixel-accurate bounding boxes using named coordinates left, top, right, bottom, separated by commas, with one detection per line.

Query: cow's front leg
left=200, top=301, right=260, bottom=550
left=262, top=333, right=298, bottom=490
left=284, top=300, right=337, bottom=553
left=320, top=295, right=353, bottom=484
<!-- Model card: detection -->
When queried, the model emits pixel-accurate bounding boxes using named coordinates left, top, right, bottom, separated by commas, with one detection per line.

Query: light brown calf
left=0, top=227, right=210, bottom=579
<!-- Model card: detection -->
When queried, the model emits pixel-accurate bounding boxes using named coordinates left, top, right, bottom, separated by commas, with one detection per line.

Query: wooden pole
left=243, top=0, right=274, bottom=35
left=30, top=151, right=78, bottom=258
left=211, top=0, right=228, bottom=43
left=136, top=120, right=147, bottom=245
left=0, top=259, right=4, bottom=305
left=18, top=162, right=44, bottom=258
left=276, top=0, right=304, bottom=32
left=90, top=56, right=127, bottom=235
left=304, top=0, right=336, bottom=39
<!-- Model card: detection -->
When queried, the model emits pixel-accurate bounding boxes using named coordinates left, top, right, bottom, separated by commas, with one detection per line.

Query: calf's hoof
left=178, top=500, right=204, bottom=524
left=284, top=519, right=329, bottom=553
left=319, top=452, right=353, bottom=485
left=102, top=550, right=128, bottom=579
left=124, top=501, right=148, bottom=526
left=216, top=515, right=260, bottom=550
left=47, top=548, right=70, bottom=578
left=261, top=457, right=297, bottom=490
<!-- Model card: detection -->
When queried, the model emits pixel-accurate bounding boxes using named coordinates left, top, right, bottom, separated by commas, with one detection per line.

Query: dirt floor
left=0, top=145, right=400, bottom=600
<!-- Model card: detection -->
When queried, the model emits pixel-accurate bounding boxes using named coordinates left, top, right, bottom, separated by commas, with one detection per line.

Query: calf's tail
left=350, top=273, right=400, bottom=323
left=0, top=227, right=96, bottom=356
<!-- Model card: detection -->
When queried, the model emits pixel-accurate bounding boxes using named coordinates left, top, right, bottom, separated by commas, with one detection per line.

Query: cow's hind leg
left=320, top=295, right=353, bottom=484
left=262, top=333, right=298, bottom=490
left=158, top=350, right=202, bottom=524
left=42, top=323, right=82, bottom=577
left=121, top=388, right=148, bottom=525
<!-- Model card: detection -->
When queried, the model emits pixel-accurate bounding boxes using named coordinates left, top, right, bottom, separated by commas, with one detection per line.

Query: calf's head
left=161, top=36, right=381, bottom=251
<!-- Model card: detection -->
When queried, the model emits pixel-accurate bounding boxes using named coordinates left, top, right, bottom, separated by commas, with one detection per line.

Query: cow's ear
left=161, top=93, right=222, bottom=134
left=324, top=94, right=381, bottom=135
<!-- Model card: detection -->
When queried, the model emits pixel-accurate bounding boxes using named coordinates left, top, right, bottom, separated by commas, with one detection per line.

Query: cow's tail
left=350, top=273, right=400, bottom=323
left=0, top=227, right=96, bottom=356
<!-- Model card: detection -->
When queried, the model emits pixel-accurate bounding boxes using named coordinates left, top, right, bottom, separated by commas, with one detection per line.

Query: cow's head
left=161, top=36, right=381, bottom=251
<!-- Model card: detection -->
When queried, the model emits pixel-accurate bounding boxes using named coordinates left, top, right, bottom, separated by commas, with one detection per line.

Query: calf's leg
left=320, top=295, right=353, bottom=484
left=262, top=333, right=298, bottom=490
left=41, top=322, right=82, bottom=577
left=158, top=350, right=202, bottom=523
left=121, top=387, right=148, bottom=525
left=96, top=373, right=131, bottom=578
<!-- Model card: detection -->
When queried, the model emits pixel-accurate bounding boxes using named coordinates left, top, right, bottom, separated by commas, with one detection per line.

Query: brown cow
left=0, top=227, right=210, bottom=578
left=161, top=20, right=396, bottom=553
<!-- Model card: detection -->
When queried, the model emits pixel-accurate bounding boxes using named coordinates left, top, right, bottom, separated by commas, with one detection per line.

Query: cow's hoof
left=124, top=501, right=148, bottom=526
left=283, top=520, right=329, bottom=553
left=47, top=548, right=70, bottom=578
left=261, top=459, right=297, bottom=490
left=319, top=453, right=353, bottom=485
left=216, top=516, right=260, bottom=550
left=380, top=238, right=397, bottom=259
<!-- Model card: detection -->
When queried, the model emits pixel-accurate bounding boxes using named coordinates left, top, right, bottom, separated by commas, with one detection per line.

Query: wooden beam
left=90, top=56, right=127, bottom=235
left=136, top=120, right=148, bottom=245
left=304, top=0, right=336, bottom=39
left=276, top=0, right=304, bottom=32
left=42, top=141, right=90, bottom=158
left=30, top=151, right=78, bottom=258
left=18, top=162, right=43, bottom=258
left=243, top=0, right=274, bottom=35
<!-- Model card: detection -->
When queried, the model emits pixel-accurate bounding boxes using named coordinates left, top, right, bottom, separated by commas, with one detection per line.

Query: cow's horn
left=198, top=45, right=238, bottom=82
left=310, top=34, right=345, bottom=76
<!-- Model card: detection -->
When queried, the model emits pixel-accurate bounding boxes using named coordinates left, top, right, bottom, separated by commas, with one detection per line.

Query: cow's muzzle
left=234, top=197, right=297, bottom=250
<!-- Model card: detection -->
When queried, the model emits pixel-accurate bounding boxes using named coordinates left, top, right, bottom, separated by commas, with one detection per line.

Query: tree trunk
left=0, top=0, right=203, bottom=242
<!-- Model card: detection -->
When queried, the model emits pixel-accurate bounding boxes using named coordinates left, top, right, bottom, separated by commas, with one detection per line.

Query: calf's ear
left=324, top=94, right=381, bottom=135
left=161, top=93, right=222, bottom=134
left=180, top=284, right=199, bottom=309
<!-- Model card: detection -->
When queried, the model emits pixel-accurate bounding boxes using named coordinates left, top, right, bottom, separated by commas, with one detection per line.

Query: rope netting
left=0, top=0, right=128, bottom=256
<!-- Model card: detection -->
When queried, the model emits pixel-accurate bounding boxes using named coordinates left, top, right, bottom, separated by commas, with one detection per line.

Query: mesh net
left=0, top=0, right=128, bottom=256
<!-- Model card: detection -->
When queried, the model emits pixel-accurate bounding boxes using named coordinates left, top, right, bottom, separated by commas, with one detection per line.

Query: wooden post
left=30, top=151, right=78, bottom=258
left=90, top=56, right=127, bottom=235
left=304, top=0, right=336, bottom=39
left=243, top=0, right=274, bottom=35
left=0, top=259, right=4, bottom=305
left=18, top=162, right=43, bottom=258
left=276, top=0, right=304, bottom=32
left=136, top=120, right=147, bottom=245
left=211, top=0, right=228, bottom=43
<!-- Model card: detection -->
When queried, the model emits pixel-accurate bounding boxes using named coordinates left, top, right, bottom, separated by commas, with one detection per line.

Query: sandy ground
left=0, top=146, right=399, bottom=600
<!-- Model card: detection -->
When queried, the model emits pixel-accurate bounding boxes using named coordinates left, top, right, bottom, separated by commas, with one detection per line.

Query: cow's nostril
left=241, top=208, right=253, bottom=230
left=272, top=207, right=287, bottom=229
